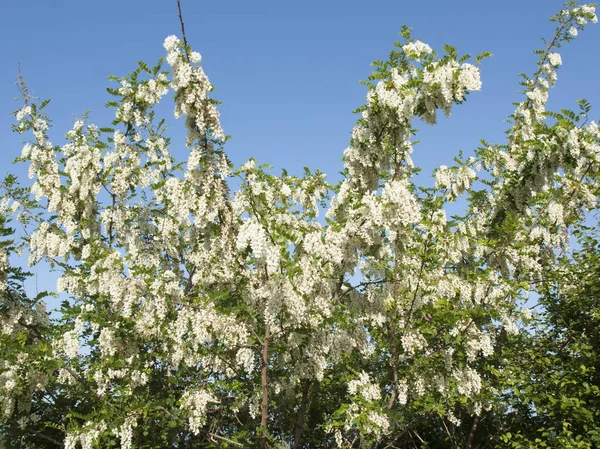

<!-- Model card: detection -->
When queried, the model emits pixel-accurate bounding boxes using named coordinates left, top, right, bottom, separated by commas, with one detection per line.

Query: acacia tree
left=1, top=2, right=599, bottom=448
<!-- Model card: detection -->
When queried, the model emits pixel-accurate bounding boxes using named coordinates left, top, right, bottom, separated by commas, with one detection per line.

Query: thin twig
left=10, top=420, right=64, bottom=448
left=386, top=238, right=400, bottom=409
left=16, top=63, right=36, bottom=105
left=209, top=432, right=245, bottom=447
left=260, top=320, right=271, bottom=449
left=176, top=0, right=190, bottom=63
left=30, top=432, right=64, bottom=447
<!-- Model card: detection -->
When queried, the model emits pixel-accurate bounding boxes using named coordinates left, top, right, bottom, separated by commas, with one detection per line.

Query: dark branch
left=177, top=0, right=190, bottom=63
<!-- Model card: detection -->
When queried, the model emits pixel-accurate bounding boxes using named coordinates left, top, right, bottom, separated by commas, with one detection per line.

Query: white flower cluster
left=363, top=410, right=391, bottom=435
left=236, top=220, right=280, bottom=274
left=435, top=164, right=477, bottom=199
left=64, top=421, right=106, bottom=449
left=62, top=123, right=103, bottom=207
left=397, top=380, right=409, bottom=405
left=28, top=222, right=69, bottom=265
left=381, top=179, right=421, bottom=229
left=465, top=332, right=494, bottom=362
left=170, top=304, right=248, bottom=368
left=447, top=409, right=461, bottom=427
left=573, top=4, right=598, bottom=23
left=115, top=415, right=137, bottom=449
left=163, top=35, right=224, bottom=145
left=337, top=403, right=390, bottom=443
left=0, top=249, right=7, bottom=296
left=0, top=367, right=17, bottom=396
left=236, top=347, right=255, bottom=373
left=402, top=40, right=433, bottom=60
left=15, top=105, right=32, bottom=122
left=115, top=99, right=145, bottom=129
left=421, top=60, right=482, bottom=121
left=347, top=371, right=381, bottom=402
left=548, top=52, right=562, bottom=67
left=547, top=202, right=565, bottom=226
left=454, top=365, right=482, bottom=397
left=401, top=330, right=427, bottom=356
left=137, top=75, right=169, bottom=105
left=57, top=330, right=80, bottom=359
left=458, top=63, right=483, bottom=92
left=180, top=389, right=215, bottom=435
left=99, top=328, right=118, bottom=357
left=526, top=87, right=549, bottom=117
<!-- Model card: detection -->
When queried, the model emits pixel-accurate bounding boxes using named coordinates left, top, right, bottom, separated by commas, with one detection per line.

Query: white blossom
left=548, top=52, right=562, bottom=67
left=181, top=389, right=215, bottom=435
left=347, top=371, right=381, bottom=402
left=402, top=40, right=433, bottom=60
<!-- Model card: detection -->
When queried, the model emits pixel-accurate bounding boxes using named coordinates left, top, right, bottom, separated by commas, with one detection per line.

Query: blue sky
left=1, top=1, right=599, bottom=299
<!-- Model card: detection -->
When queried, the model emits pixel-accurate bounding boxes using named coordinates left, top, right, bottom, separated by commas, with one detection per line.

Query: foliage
left=497, top=223, right=600, bottom=449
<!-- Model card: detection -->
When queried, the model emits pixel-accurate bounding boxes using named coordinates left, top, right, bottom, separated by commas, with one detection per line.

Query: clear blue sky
left=1, top=1, right=599, bottom=298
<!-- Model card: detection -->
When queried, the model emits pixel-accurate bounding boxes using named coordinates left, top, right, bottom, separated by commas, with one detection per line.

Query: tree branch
left=176, top=0, right=190, bottom=63
left=30, top=432, right=64, bottom=448
left=260, top=320, right=271, bottom=449
left=387, top=238, right=400, bottom=409
left=292, top=380, right=311, bottom=449
left=465, top=415, right=480, bottom=449
left=209, top=432, right=245, bottom=447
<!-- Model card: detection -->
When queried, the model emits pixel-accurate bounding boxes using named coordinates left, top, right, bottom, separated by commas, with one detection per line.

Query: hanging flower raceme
left=164, top=35, right=224, bottom=146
